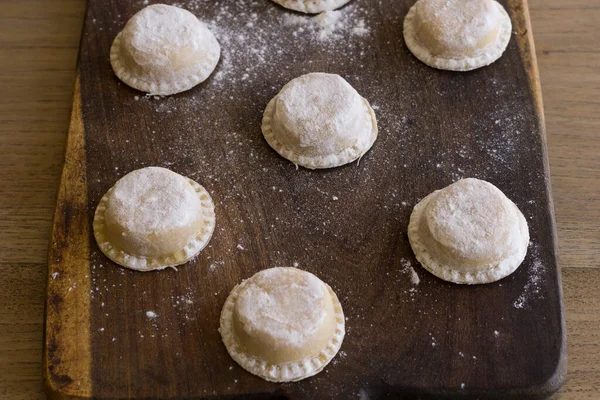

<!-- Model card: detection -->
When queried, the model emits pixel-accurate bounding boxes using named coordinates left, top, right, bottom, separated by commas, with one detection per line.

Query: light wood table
left=0, top=1, right=597, bottom=398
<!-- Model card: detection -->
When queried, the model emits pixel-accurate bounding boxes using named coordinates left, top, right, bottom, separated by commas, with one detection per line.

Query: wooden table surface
left=0, top=0, right=597, bottom=398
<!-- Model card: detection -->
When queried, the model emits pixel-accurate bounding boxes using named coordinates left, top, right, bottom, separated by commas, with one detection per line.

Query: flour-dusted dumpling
left=403, top=0, right=512, bottom=71
left=219, top=267, right=345, bottom=382
left=93, top=167, right=215, bottom=271
left=408, top=178, right=529, bottom=284
left=271, top=0, right=352, bottom=14
left=110, top=4, right=220, bottom=95
left=262, top=73, right=377, bottom=169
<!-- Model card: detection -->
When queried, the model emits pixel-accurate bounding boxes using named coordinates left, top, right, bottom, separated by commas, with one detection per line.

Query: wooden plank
left=1, top=0, right=599, bottom=398
left=0, top=264, right=588, bottom=400
left=45, top=0, right=568, bottom=398
left=44, top=76, right=93, bottom=399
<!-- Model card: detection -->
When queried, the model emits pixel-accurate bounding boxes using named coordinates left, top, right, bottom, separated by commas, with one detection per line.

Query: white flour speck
left=409, top=267, right=420, bottom=285
left=146, top=311, right=158, bottom=319
left=314, top=10, right=342, bottom=40
left=351, top=19, right=369, bottom=36
left=513, top=249, right=545, bottom=309
left=400, top=258, right=420, bottom=286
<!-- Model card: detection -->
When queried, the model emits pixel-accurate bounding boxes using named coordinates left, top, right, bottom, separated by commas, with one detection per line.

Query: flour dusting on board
left=401, top=258, right=420, bottom=286
left=284, top=9, right=371, bottom=41
left=141, top=0, right=374, bottom=94
left=513, top=242, right=545, bottom=309
left=79, top=3, right=559, bottom=392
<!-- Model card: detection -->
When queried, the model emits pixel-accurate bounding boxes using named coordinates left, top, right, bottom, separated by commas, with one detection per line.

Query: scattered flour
left=400, top=258, right=420, bottom=286
left=429, top=332, right=437, bottom=347
left=409, top=266, right=420, bottom=286
left=149, top=0, right=371, bottom=96
left=82, top=1, right=554, bottom=370
left=314, top=10, right=342, bottom=40
left=352, top=19, right=369, bottom=36
left=513, top=244, right=545, bottom=309
left=283, top=6, right=370, bottom=41
left=209, top=260, right=224, bottom=272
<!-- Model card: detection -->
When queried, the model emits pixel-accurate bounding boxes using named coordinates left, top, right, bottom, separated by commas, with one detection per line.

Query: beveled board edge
left=507, top=0, right=567, bottom=396
left=43, top=74, right=93, bottom=400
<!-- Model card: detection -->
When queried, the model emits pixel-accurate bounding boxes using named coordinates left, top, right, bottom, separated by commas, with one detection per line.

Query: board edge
left=43, top=73, right=93, bottom=400
left=508, top=0, right=567, bottom=395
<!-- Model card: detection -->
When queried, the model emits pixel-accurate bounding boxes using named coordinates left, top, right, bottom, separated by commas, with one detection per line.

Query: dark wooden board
left=44, top=0, right=566, bottom=399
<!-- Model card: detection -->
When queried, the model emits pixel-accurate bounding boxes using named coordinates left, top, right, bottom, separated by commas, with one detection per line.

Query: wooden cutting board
left=44, top=0, right=566, bottom=398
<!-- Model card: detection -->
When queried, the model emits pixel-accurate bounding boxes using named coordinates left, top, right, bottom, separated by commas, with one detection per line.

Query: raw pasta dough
left=408, top=178, right=529, bottom=284
left=262, top=73, right=378, bottom=169
left=110, top=4, right=220, bottom=95
left=219, top=267, right=345, bottom=382
left=93, top=167, right=215, bottom=271
left=403, top=0, right=512, bottom=71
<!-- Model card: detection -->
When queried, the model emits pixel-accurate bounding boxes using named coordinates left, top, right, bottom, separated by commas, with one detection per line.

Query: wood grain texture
left=0, top=1, right=87, bottom=399
left=0, top=0, right=598, bottom=399
left=0, top=0, right=86, bottom=265
left=44, top=76, right=92, bottom=399
left=527, top=1, right=600, bottom=271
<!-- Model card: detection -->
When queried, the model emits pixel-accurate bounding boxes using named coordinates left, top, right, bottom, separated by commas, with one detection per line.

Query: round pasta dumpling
left=110, top=4, right=220, bottom=95
left=261, top=73, right=378, bottom=169
left=270, top=0, right=352, bottom=14
left=408, top=178, right=529, bottom=284
left=93, top=167, right=215, bottom=271
left=403, top=0, right=512, bottom=71
left=219, top=267, right=345, bottom=382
